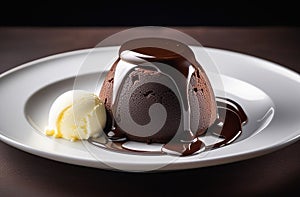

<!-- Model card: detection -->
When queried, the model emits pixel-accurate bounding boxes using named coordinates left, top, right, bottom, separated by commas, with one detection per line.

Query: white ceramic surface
left=0, top=46, right=299, bottom=172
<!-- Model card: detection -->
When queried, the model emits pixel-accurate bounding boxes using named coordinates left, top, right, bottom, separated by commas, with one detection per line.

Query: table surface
left=0, top=27, right=299, bottom=196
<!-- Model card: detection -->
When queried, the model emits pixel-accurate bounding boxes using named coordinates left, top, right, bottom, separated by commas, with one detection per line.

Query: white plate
left=0, top=46, right=299, bottom=172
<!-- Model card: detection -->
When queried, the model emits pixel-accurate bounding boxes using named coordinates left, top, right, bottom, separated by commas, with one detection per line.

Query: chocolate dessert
left=100, top=38, right=217, bottom=142
left=94, top=38, right=247, bottom=156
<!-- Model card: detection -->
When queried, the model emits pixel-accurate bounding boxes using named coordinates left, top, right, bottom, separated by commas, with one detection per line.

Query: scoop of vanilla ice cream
left=45, top=90, right=106, bottom=141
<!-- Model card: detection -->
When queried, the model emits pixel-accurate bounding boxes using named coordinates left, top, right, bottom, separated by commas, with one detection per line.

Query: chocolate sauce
left=88, top=97, right=247, bottom=156
left=162, top=138, right=205, bottom=156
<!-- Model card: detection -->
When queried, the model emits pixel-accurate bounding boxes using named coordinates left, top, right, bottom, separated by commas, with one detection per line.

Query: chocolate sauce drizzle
left=88, top=97, right=247, bottom=156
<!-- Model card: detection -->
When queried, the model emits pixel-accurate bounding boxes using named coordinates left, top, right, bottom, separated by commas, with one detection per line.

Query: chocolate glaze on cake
left=100, top=38, right=217, bottom=143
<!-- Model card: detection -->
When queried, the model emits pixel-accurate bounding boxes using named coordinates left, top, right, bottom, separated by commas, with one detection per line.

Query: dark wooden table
left=0, top=27, right=299, bottom=196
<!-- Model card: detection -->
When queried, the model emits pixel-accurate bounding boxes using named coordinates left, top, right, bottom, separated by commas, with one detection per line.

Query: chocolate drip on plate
left=89, top=98, right=247, bottom=156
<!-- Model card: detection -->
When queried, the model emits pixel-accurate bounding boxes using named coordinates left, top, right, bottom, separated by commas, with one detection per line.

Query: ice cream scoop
left=45, top=90, right=106, bottom=141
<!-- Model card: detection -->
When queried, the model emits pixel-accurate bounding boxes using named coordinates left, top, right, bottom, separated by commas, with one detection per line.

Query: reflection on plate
left=0, top=47, right=299, bottom=172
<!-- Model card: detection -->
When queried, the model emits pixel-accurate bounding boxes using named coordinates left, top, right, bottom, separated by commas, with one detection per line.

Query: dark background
left=1, top=1, right=299, bottom=26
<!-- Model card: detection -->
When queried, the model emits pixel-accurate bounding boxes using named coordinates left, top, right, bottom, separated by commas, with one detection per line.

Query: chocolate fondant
left=99, top=38, right=217, bottom=143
